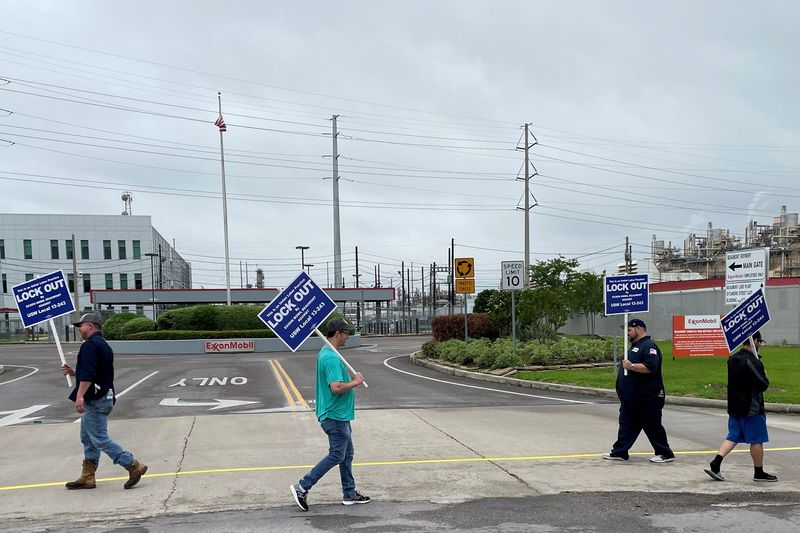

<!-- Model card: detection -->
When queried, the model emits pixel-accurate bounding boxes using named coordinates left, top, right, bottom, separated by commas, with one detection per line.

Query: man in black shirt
left=704, top=331, right=777, bottom=482
left=602, top=318, right=675, bottom=463
left=61, top=313, right=147, bottom=490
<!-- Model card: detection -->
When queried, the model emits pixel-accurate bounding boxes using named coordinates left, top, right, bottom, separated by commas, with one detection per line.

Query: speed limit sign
left=501, top=261, right=524, bottom=290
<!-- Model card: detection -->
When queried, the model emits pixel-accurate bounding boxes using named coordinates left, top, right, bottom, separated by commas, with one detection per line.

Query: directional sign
left=721, top=288, right=770, bottom=352
left=725, top=281, right=764, bottom=306
left=12, top=270, right=75, bottom=328
left=455, top=278, right=475, bottom=294
left=501, top=261, right=524, bottom=290
left=604, top=274, right=649, bottom=316
left=725, top=248, right=768, bottom=283
left=258, top=271, right=337, bottom=352
left=454, top=257, right=475, bottom=278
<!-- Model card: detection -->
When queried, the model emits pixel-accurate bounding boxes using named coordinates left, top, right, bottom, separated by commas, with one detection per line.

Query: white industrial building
left=0, top=213, right=192, bottom=326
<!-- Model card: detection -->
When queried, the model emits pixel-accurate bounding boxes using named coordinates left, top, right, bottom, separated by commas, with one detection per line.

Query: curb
left=0, top=365, right=4, bottom=375
left=410, top=353, right=800, bottom=414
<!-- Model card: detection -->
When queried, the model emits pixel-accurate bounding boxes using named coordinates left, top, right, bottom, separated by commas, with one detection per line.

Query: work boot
left=65, top=459, right=97, bottom=490
left=124, top=460, right=148, bottom=489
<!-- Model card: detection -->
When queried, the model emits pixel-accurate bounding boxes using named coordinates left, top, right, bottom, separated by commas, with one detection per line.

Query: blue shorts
left=726, top=414, right=769, bottom=444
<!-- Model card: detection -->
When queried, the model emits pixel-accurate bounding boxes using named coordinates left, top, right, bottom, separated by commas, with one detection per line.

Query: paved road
left=1, top=337, right=799, bottom=532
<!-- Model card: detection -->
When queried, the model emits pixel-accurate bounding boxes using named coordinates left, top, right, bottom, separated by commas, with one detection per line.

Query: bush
left=431, top=313, right=499, bottom=342
left=215, top=305, right=266, bottom=330
left=125, top=329, right=276, bottom=340
left=421, top=340, right=438, bottom=358
left=103, top=313, right=139, bottom=340
left=156, top=306, right=203, bottom=330
left=435, top=339, right=468, bottom=363
left=120, top=317, right=156, bottom=338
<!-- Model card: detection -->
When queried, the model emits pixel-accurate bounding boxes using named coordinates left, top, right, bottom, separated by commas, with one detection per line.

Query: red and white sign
left=204, top=340, right=255, bottom=353
left=672, top=315, right=729, bottom=357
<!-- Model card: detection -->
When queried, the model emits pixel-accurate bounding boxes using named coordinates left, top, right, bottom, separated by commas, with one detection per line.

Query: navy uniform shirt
left=68, top=331, right=116, bottom=403
left=615, top=335, right=665, bottom=404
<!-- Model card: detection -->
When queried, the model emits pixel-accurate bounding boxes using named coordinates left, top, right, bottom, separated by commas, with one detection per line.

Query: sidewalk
left=2, top=404, right=799, bottom=528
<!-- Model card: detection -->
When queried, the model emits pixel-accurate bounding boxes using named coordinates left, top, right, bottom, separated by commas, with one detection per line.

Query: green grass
left=515, top=342, right=800, bottom=404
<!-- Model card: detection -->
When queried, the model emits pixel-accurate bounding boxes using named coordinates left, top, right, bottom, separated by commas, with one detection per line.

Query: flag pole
left=217, top=92, right=232, bottom=306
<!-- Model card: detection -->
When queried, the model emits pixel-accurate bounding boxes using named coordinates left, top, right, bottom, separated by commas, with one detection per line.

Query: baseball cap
left=73, top=313, right=102, bottom=327
left=325, top=317, right=352, bottom=335
left=627, top=318, right=646, bottom=329
left=752, top=331, right=765, bottom=343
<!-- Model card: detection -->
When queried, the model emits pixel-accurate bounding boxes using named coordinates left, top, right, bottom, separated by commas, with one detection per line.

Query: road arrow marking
left=159, top=398, right=258, bottom=411
left=0, top=405, right=49, bottom=427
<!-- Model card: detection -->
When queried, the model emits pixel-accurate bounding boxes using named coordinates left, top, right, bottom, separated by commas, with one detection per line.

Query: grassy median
left=515, top=343, right=800, bottom=404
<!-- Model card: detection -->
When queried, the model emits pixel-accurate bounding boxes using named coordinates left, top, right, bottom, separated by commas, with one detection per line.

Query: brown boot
left=124, top=459, right=148, bottom=489
left=65, top=460, right=97, bottom=490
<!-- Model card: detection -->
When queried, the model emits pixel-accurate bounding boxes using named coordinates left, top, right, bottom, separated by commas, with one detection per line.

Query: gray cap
left=73, top=313, right=102, bottom=327
left=326, top=317, right=351, bottom=335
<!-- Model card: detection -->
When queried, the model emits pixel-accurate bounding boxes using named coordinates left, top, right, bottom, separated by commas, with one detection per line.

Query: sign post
left=604, top=274, right=649, bottom=376
left=12, top=270, right=76, bottom=387
left=725, top=247, right=768, bottom=306
left=258, top=271, right=367, bottom=387
left=501, top=261, right=524, bottom=355
left=454, top=257, right=475, bottom=342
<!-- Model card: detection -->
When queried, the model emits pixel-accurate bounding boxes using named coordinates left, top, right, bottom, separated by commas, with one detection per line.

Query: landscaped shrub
left=215, top=305, right=265, bottom=330
left=156, top=306, right=202, bottom=330
left=103, top=313, right=139, bottom=340
left=435, top=339, right=468, bottom=363
left=421, top=340, right=438, bottom=358
left=120, top=317, right=156, bottom=338
left=431, top=313, right=498, bottom=342
left=126, top=329, right=277, bottom=340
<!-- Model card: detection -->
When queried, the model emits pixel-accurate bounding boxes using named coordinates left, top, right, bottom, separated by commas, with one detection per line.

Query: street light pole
left=296, top=245, right=309, bottom=272
left=145, top=252, right=159, bottom=321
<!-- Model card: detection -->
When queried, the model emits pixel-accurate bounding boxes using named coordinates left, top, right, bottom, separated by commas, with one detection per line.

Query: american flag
left=215, top=115, right=227, bottom=132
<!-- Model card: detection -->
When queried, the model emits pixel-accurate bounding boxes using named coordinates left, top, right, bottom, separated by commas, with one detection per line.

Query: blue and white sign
left=721, top=288, right=770, bottom=352
left=258, top=271, right=337, bottom=352
left=12, top=270, right=76, bottom=328
left=604, top=274, right=649, bottom=316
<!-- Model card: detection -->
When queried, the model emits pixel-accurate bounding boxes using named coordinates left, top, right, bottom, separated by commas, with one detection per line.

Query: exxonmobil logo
left=684, top=315, right=721, bottom=329
left=204, top=340, right=255, bottom=353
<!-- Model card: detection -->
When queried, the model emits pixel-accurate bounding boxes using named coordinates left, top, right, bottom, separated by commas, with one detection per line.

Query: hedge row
left=422, top=336, right=614, bottom=369
left=431, top=313, right=498, bottom=342
left=157, top=305, right=265, bottom=331
left=126, top=329, right=277, bottom=340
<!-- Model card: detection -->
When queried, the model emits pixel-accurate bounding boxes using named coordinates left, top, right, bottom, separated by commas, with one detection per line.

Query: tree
left=516, top=257, right=580, bottom=340
left=568, top=271, right=604, bottom=334
left=473, top=289, right=497, bottom=313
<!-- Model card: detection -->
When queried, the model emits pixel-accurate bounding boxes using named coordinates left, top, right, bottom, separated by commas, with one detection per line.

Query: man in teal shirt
left=291, top=318, right=369, bottom=511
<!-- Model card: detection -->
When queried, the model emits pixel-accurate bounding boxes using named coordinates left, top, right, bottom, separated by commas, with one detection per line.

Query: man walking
left=603, top=318, right=675, bottom=463
left=291, top=317, right=370, bottom=511
left=705, top=331, right=777, bottom=482
left=60, top=313, right=147, bottom=490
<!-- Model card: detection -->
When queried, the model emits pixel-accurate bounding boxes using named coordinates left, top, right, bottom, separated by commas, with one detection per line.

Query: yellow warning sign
left=455, top=278, right=475, bottom=294
left=454, top=257, right=475, bottom=278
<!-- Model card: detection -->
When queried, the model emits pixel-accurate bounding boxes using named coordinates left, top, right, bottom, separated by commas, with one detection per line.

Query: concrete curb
left=410, top=353, right=800, bottom=414
left=0, top=365, right=4, bottom=375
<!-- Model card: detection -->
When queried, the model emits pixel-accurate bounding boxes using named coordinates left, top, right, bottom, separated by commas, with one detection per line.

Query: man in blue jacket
left=704, top=331, right=777, bottom=482
left=61, top=313, right=147, bottom=490
left=603, top=318, right=675, bottom=463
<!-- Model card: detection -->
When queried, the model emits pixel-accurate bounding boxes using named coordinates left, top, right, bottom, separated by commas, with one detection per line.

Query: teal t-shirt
left=315, top=347, right=355, bottom=422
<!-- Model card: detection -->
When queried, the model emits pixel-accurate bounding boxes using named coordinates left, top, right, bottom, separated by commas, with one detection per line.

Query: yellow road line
left=267, top=359, right=296, bottom=410
left=273, top=359, right=310, bottom=411
left=2, top=446, right=799, bottom=492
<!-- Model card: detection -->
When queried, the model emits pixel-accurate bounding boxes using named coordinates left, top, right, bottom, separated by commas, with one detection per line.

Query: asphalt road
left=0, top=336, right=605, bottom=426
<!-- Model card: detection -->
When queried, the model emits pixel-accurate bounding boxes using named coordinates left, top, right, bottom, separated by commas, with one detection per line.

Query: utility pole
left=217, top=92, right=232, bottom=306
left=625, top=236, right=632, bottom=274
left=517, top=123, right=538, bottom=288
left=331, top=115, right=343, bottom=287
left=71, top=234, right=79, bottom=320
left=354, top=246, right=361, bottom=331
left=399, top=261, right=406, bottom=319
left=449, top=239, right=455, bottom=314
left=406, top=267, right=411, bottom=316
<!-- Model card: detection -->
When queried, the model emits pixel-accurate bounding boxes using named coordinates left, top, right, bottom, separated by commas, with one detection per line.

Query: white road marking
left=116, top=371, right=159, bottom=398
left=0, top=365, right=39, bottom=386
left=382, top=354, right=592, bottom=404
left=0, top=405, right=49, bottom=427
left=159, top=398, right=258, bottom=410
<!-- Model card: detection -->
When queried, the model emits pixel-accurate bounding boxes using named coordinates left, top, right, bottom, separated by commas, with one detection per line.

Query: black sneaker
left=601, top=452, right=628, bottom=461
left=704, top=468, right=725, bottom=481
left=754, top=472, right=778, bottom=482
left=342, top=491, right=371, bottom=505
left=290, top=484, right=308, bottom=511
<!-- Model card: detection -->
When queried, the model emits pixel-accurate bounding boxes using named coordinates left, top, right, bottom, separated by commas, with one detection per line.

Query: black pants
left=611, top=396, right=673, bottom=457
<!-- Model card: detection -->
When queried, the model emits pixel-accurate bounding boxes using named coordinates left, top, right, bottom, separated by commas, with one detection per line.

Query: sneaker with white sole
left=704, top=468, right=725, bottom=481
left=601, top=452, right=628, bottom=461
left=342, top=491, right=371, bottom=505
left=290, top=484, right=308, bottom=511
left=650, top=455, right=675, bottom=463
left=754, top=472, right=778, bottom=482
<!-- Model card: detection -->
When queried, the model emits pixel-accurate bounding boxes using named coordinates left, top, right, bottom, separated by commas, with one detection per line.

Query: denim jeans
left=80, top=396, right=134, bottom=468
left=298, top=419, right=356, bottom=499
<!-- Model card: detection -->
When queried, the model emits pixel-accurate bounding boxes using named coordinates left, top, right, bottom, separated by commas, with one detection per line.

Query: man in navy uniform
left=603, top=318, right=676, bottom=463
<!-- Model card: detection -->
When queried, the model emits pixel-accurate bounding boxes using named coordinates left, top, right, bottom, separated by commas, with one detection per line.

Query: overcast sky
left=1, top=1, right=798, bottom=293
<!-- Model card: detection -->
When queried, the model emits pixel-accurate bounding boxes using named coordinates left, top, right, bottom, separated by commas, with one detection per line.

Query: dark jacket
left=68, top=331, right=116, bottom=403
left=727, top=347, right=768, bottom=417
left=616, top=335, right=665, bottom=404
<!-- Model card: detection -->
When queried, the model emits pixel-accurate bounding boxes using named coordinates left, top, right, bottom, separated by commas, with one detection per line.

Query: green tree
left=473, top=289, right=497, bottom=313
left=517, top=257, right=580, bottom=340
left=568, top=271, right=604, bottom=334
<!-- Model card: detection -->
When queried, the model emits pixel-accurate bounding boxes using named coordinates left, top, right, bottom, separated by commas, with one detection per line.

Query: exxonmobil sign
left=204, top=340, right=255, bottom=353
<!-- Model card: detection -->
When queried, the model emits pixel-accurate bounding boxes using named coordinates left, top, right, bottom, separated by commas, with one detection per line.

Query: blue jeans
left=80, top=396, right=134, bottom=468
left=298, top=419, right=356, bottom=499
